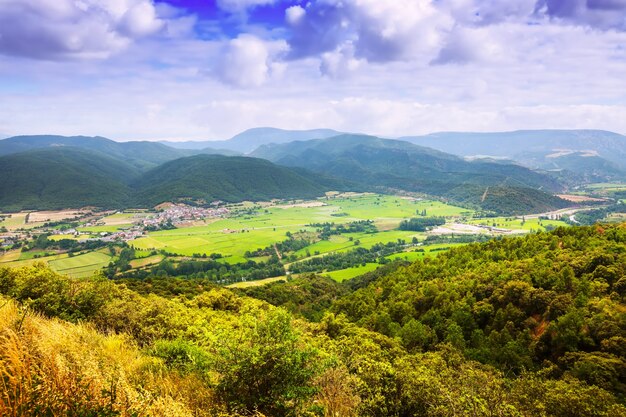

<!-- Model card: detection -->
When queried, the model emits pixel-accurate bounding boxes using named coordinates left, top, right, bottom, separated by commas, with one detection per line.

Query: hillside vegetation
left=133, top=154, right=329, bottom=206
left=1, top=224, right=625, bottom=416
left=0, top=150, right=333, bottom=210
left=0, top=148, right=136, bottom=211
left=252, top=134, right=567, bottom=214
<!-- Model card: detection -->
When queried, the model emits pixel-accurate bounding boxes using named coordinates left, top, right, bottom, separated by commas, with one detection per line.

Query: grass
left=0, top=213, right=27, bottom=230
left=49, top=250, right=112, bottom=278
left=227, top=276, right=288, bottom=288
left=129, top=254, right=164, bottom=269
left=467, top=217, right=568, bottom=232
left=0, top=252, right=70, bottom=269
left=80, top=225, right=128, bottom=233
left=0, top=297, right=203, bottom=416
left=323, top=263, right=381, bottom=282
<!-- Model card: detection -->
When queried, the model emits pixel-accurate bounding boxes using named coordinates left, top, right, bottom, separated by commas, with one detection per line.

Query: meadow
left=130, top=195, right=469, bottom=263
left=48, top=250, right=112, bottom=278
left=467, top=216, right=568, bottom=231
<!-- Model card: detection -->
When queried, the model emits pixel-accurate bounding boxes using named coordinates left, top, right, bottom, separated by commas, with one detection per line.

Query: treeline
left=398, top=216, right=445, bottom=231
left=29, top=233, right=108, bottom=253
left=114, top=254, right=285, bottom=284
left=566, top=203, right=626, bottom=226
left=245, top=234, right=311, bottom=258
left=289, top=240, right=411, bottom=274
left=309, top=220, right=377, bottom=239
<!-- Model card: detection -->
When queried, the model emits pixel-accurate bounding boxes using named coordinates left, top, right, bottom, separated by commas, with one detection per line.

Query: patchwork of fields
left=1, top=192, right=581, bottom=285
left=130, top=195, right=470, bottom=263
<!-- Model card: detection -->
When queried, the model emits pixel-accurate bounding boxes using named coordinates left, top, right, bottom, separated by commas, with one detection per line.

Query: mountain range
left=1, top=128, right=625, bottom=214
left=251, top=134, right=567, bottom=214
left=0, top=148, right=332, bottom=211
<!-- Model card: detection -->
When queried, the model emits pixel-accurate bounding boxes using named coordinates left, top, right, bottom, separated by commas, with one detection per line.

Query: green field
left=468, top=217, right=568, bottom=231
left=227, top=276, right=288, bottom=288
left=323, top=263, right=381, bottom=282
left=49, top=251, right=112, bottom=278
left=0, top=252, right=70, bottom=269
left=130, top=195, right=466, bottom=262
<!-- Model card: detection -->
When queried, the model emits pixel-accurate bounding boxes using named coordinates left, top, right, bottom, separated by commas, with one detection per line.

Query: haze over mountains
left=0, top=128, right=624, bottom=214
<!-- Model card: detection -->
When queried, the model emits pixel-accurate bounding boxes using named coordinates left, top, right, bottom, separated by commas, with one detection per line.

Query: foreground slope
left=0, top=148, right=137, bottom=210
left=1, top=225, right=625, bottom=416
left=252, top=134, right=567, bottom=214
left=133, top=154, right=329, bottom=206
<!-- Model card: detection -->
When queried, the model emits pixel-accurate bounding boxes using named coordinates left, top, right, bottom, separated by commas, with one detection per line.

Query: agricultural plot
left=130, top=195, right=466, bottom=262
left=0, top=252, right=70, bottom=269
left=227, top=276, right=287, bottom=288
left=129, top=254, right=164, bottom=269
left=467, top=217, right=567, bottom=232
left=49, top=250, right=112, bottom=279
left=323, top=263, right=381, bottom=282
left=0, top=213, right=28, bottom=230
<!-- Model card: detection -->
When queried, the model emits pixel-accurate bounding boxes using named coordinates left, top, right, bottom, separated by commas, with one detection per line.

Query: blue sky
left=0, top=0, right=625, bottom=141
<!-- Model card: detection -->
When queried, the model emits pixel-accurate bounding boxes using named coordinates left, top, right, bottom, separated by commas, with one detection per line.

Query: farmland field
left=467, top=217, right=568, bottom=231
left=130, top=195, right=468, bottom=262
left=49, top=251, right=112, bottom=278
left=324, top=263, right=381, bottom=282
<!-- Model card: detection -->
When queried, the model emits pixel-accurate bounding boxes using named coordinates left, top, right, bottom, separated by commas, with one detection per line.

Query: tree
left=209, top=308, right=320, bottom=416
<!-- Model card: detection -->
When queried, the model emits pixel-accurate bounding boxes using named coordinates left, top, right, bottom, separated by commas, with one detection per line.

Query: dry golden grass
left=0, top=299, right=220, bottom=417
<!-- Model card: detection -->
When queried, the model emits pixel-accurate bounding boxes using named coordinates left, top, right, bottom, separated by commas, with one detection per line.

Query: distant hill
left=401, top=130, right=626, bottom=176
left=0, top=134, right=242, bottom=171
left=252, top=134, right=567, bottom=214
left=132, top=155, right=330, bottom=207
left=0, top=148, right=137, bottom=211
left=514, top=151, right=625, bottom=183
left=165, top=128, right=345, bottom=154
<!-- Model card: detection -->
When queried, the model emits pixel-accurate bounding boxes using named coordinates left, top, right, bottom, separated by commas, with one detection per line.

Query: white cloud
left=320, top=44, right=363, bottom=78
left=0, top=0, right=165, bottom=60
left=286, top=5, right=306, bottom=25
left=216, top=35, right=287, bottom=88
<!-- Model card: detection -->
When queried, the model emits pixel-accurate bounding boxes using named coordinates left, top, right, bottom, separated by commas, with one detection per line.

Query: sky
left=0, top=0, right=625, bottom=141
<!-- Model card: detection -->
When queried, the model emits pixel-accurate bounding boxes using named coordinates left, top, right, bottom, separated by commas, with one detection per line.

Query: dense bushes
left=1, top=224, right=626, bottom=416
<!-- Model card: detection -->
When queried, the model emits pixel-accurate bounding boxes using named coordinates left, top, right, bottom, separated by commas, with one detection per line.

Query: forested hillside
left=0, top=150, right=333, bottom=210
left=133, top=154, right=330, bottom=206
left=252, top=134, right=567, bottom=215
left=0, top=148, right=137, bottom=210
left=1, top=224, right=625, bottom=416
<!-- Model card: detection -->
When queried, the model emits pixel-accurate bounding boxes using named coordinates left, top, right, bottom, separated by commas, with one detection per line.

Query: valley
left=0, top=191, right=605, bottom=286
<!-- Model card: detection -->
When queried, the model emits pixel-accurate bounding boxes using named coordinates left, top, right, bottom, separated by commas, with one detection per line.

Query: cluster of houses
left=141, top=204, right=229, bottom=228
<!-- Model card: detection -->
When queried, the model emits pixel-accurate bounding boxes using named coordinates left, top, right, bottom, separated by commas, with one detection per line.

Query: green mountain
left=0, top=149, right=334, bottom=211
left=0, top=148, right=137, bottom=211
left=132, top=154, right=330, bottom=206
left=401, top=129, right=626, bottom=172
left=252, top=134, right=567, bottom=214
left=0, top=134, right=233, bottom=171
left=174, top=127, right=345, bottom=154
left=516, top=151, right=626, bottom=184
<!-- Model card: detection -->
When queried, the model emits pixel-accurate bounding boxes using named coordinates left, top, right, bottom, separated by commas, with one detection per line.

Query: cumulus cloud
left=216, top=35, right=287, bottom=88
left=432, top=26, right=502, bottom=65
left=0, top=0, right=166, bottom=60
left=287, top=0, right=452, bottom=63
left=320, top=44, right=363, bottom=78
left=536, top=0, right=626, bottom=30
left=285, top=5, right=306, bottom=25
